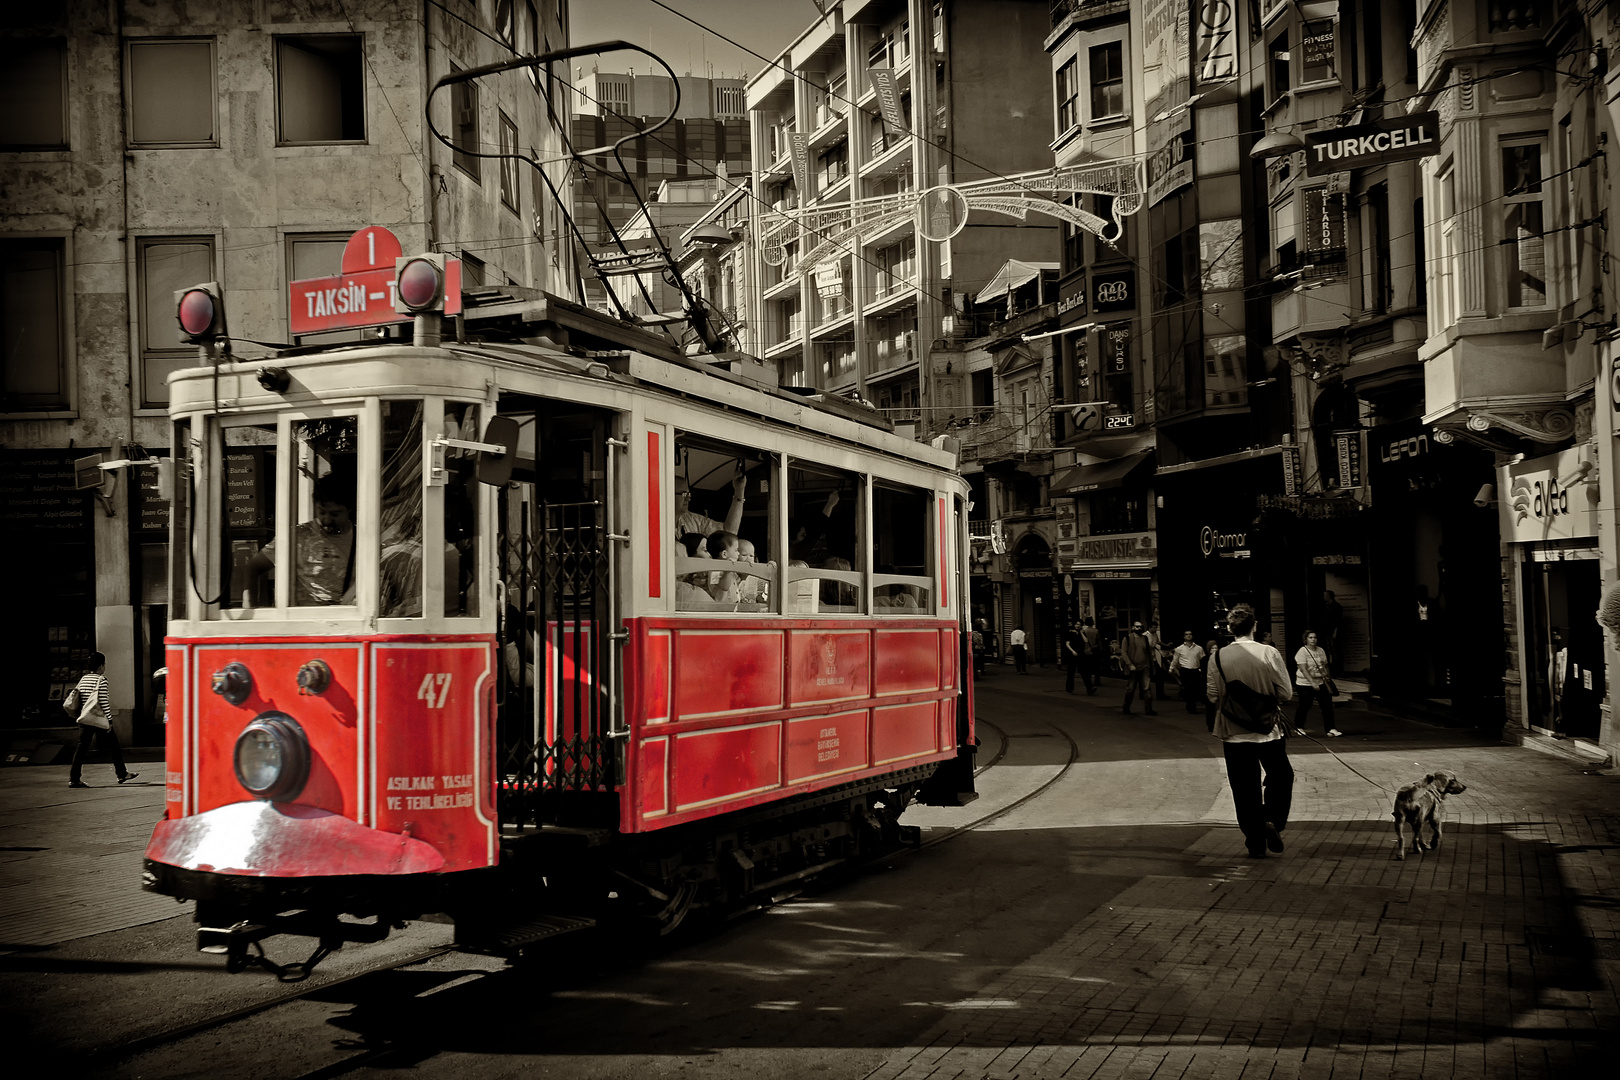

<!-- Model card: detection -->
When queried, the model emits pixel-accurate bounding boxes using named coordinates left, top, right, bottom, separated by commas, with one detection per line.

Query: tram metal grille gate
left=498, top=497, right=614, bottom=830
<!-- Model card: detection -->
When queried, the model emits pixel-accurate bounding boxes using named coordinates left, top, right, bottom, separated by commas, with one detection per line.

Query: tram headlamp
left=233, top=712, right=310, bottom=803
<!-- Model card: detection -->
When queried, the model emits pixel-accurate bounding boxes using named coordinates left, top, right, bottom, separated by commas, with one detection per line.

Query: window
left=452, top=65, right=480, bottom=180
left=1271, top=195, right=1297, bottom=273
left=499, top=112, right=520, bottom=212
left=1268, top=29, right=1291, bottom=103
left=1088, top=489, right=1147, bottom=535
left=128, top=39, right=216, bottom=146
left=1502, top=139, right=1547, bottom=308
left=276, top=35, right=364, bottom=144
left=787, top=461, right=862, bottom=614
left=1056, top=57, right=1079, bottom=134
left=286, top=234, right=367, bottom=346
left=1089, top=42, right=1124, bottom=120
left=0, top=39, right=67, bottom=150
left=460, top=251, right=486, bottom=287
left=525, top=2, right=541, bottom=87
left=495, top=0, right=515, bottom=45
left=873, top=482, right=933, bottom=613
left=0, top=237, right=69, bottom=411
left=378, top=401, right=425, bottom=618
left=1434, top=168, right=1457, bottom=325
left=138, top=237, right=214, bottom=408
left=673, top=435, right=776, bottom=613
left=1366, top=183, right=1391, bottom=314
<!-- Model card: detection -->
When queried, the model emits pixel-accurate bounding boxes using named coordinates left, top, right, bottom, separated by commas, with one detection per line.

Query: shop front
left=1366, top=421, right=1503, bottom=724
left=1499, top=445, right=1604, bottom=741
left=1154, top=450, right=1294, bottom=647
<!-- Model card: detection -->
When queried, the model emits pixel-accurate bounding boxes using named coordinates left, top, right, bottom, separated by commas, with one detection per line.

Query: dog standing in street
left=1392, top=770, right=1468, bottom=860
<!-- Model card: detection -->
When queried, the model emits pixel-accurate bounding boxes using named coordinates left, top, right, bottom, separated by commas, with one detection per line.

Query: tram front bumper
left=145, top=800, right=446, bottom=878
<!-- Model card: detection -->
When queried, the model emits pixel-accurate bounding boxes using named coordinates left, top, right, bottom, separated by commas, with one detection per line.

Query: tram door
left=494, top=407, right=617, bottom=828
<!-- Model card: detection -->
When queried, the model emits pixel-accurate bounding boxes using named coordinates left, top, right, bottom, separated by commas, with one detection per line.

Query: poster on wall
left=1144, top=0, right=1192, bottom=206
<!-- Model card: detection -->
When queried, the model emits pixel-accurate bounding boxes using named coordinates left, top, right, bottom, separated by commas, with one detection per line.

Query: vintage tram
left=142, top=280, right=978, bottom=972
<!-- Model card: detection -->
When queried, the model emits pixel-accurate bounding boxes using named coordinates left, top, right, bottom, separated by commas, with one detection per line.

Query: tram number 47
left=417, top=673, right=453, bottom=709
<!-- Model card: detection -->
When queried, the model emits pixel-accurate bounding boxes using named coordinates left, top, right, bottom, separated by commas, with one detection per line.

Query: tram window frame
left=871, top=479, right=933, bottom=614
left=214, top=406, right=371, bottom=621
left=672, top=433, right=777, bottom=614
left=785, top=460, right=865, bottom=615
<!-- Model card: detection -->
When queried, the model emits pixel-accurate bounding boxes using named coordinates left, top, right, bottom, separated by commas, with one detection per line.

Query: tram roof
left=168, top=286, right=961, bottom=473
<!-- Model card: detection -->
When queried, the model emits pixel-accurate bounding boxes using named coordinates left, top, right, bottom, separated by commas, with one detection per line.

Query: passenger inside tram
left=245, top=466, right=357, bottom=606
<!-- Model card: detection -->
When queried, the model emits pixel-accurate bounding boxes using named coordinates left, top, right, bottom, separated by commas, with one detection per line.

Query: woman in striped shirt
left=68, top=652, right=137, bottom=789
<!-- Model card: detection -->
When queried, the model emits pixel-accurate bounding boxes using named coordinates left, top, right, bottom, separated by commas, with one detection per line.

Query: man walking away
left=1080, top=617, right=1101, bottom=694
left=1206, top=604, right=1294, bottom=858
left=67, top=652, right=137, bottom=789
left=1064, top=621, right=1082, bottom=693
left=1172, top=631, right=1206, bottom=713
left=1009, top=626, right=1028, bottom=674
left=1118, top=620, right=1157, bottom=714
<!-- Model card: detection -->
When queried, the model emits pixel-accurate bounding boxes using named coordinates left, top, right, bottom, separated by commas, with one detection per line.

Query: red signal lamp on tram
left=394, top=253, right=449, bottom=314
left=175, top=282, right=227, bottom=347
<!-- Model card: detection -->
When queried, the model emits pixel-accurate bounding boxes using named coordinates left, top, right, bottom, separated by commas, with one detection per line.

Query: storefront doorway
left=1525, top=552, right=1603, bottom=740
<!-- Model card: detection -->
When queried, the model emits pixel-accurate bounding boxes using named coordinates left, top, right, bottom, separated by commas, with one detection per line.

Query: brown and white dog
left=1391, top=771, right=1467, bottom=859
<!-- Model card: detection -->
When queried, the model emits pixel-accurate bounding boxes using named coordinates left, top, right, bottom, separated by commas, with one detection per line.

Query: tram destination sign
left=290, top=226, right=462, bottom=336
left=1304, top=111, right=1440, bottom=177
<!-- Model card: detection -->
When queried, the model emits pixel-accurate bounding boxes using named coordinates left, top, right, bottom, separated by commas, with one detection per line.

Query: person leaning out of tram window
left=246, top=471, right=357, bottom=606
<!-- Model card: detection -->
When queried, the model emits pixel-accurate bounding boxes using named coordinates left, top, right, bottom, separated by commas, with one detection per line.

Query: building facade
left=0, top=0, right=570, bottom=744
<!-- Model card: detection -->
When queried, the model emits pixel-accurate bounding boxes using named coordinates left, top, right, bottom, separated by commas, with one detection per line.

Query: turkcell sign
left=1305, top=111, right=1440, bottom=177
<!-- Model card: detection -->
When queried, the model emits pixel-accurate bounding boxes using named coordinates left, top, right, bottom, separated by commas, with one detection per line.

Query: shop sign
left=1301, top=20, right=1335, bottom=84
left=1304, top=111, right=1441, bottom=178
left=1333, top=429, right=1362, bottom=488
left=1092, top=271, right=1135, bottom=312
left=1199, top=525, right=1250, bottom=558
left=1058, top=275, right=1087, bottom=317
left=1073, top=531, right=1156, bottom=563
left=1311, top=554, right=1363, bottom=565
left=1195, top=0, right=1238, bottom=85
left=1304, top=190, right=1346, bottom=254
left=1500, top=447, right=1600, bottom=544
left=0, top=453, right=93, bottom=535
left=1281, top=446, right=1302, bottom=495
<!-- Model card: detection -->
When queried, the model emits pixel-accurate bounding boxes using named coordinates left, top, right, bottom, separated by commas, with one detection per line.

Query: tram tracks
left=86, top=715, right=1075, bottom=1078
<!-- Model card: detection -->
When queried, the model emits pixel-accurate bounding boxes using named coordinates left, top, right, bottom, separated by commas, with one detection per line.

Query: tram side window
left=787, top=462, right=863, bottom=614
left=219, top=423, right=277, bottom=610
left=378, top=401, right=424, bottom=618
left=246, top=417, right=358, bottom=607
left=873, top=482, right=932, bottom=614
left=673, top=435, right=775, bottom=612
left=442, top=402, right=482, bottom=618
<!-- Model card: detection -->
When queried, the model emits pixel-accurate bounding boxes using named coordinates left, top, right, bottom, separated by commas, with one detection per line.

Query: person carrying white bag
left=65, top=652, right=137, bottom=789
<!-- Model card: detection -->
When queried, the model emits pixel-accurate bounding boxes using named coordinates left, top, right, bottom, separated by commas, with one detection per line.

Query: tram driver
left=245, top=470, right=357, bottom=606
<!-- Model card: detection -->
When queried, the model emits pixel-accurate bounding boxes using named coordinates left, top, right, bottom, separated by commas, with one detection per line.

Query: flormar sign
left=1304, top=112, right=1440, bottom=177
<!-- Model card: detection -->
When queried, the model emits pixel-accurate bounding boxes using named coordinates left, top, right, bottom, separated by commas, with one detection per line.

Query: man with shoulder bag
left=1206, top=605, right=1294, bottom=858
left=67, top=652, right=137, bottom=789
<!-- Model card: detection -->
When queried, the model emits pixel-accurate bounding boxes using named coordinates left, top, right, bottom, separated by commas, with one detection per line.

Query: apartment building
left=0, top=0, right=570, bottom=744
left=569, top=69, right=750, bottom=252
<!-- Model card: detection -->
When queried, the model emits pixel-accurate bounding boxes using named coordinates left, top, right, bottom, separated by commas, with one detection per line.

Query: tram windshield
left=200, top=400, right=484, bottom=623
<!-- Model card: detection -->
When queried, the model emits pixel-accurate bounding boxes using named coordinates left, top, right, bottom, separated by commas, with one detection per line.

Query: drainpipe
left=423, top=1, right=442, bottom=253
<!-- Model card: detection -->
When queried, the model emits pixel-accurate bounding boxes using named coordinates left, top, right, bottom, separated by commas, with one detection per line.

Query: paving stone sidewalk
left=868, top=712, right=1620, bottom=1079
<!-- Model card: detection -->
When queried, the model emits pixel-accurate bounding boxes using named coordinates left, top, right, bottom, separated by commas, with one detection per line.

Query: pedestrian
left=1206, top=604, right=1294, bottom=858
left=1063, top=621, right=1082, bottom=693
left=1118, top=619, right=1157, bottom=714
left=1147, top=619, right=1168, bottom=698
left=1203, top=638, right=1220, bottom=729
left=972, top=620, right=987, bottom=677
left=1009, top=625, right=1028, bottom=674
left=1292, top=630, right=1341, bottom=736
left=66, top=652, right=137, bottom=789
left=1080, top=617, right=1101, bottom=694
left=1171, top=630, right=1206, bottom=713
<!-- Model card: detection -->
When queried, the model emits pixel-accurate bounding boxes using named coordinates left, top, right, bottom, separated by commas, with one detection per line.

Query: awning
left=975, top=259, right=1058, bottom=305
left=1050, top=450, right=1154, bottom=495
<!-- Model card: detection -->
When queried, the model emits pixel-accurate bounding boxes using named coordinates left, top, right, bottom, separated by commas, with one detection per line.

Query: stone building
left=0, top=0, right=570, bottom=745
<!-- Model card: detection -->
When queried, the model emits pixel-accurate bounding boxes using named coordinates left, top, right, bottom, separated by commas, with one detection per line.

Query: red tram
left=142, top=282, right=978, bottom=970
